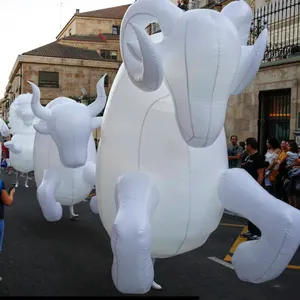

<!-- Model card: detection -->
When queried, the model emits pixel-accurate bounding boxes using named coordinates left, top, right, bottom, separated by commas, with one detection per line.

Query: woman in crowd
left=275, top=140, right=289, bottom=202
left=264, top=138, right=281, bottom=195
left=282, top=140, right=300, bottom=207
left=286, top=140, right=299, bottom=167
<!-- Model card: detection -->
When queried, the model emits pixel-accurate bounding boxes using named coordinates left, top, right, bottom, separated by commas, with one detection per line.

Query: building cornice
left=21, top=55, right=122, bottom=68
left=56, top=15, right=123, bottom=40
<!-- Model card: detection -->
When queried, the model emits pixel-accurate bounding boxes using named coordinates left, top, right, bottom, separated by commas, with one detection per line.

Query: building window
left=69, top=28, right=72, bottom=36
left=151, top=23, right=161, bottom=34
left=104, top=75, right=109, bottom=87
left=38, top=71, right=59, bottom=88
left=100, top=50, right=118, bottom=60
left=112, top=25, right=120, bottom=35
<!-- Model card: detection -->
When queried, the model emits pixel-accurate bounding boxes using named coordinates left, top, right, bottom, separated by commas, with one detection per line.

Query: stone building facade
left=226, top=57, right=300, bottom=147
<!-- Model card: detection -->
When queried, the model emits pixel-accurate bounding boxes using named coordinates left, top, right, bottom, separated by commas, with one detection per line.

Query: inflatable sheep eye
left=95, top=0, right=300, bottom=295
left=28, top=76, right=106, bottom=221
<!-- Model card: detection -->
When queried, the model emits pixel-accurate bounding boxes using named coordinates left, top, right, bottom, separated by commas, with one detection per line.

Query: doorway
left=258, top=89, right=291, bottom=153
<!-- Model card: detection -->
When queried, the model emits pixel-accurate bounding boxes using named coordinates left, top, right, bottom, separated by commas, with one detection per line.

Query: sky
left=0, top=0, right=131, bottom=98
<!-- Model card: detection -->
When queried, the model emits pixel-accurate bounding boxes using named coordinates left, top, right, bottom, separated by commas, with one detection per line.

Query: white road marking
left=208, top=257, right=235, bottom=270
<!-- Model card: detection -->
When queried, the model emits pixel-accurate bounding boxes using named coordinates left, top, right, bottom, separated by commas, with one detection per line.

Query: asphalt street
left=0, top=171, right=299, bottom=299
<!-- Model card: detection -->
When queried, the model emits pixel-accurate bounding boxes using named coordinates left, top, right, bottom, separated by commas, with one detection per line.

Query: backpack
left=1, top=160, right=7, bottom=169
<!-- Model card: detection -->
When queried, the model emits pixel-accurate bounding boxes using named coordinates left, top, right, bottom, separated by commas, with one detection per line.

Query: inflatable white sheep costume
left=95, top=0, right=300, bottom=295
left=5, top=93, right=39, bottom=187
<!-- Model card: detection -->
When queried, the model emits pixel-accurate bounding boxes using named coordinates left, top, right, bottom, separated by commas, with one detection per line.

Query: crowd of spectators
left=228, top=135, right=300, bottom=240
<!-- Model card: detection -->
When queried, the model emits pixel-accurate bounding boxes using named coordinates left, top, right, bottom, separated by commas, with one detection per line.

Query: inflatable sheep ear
left=221, top=0, right=268, bottom=94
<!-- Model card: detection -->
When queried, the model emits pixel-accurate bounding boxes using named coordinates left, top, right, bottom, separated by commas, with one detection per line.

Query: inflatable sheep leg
left=36, top=159, right=97, bottom=220
left=96, top=0, right=300, bottom=294
left=29, top=76, right=106, bottom=222
left=10, top=171, right=29, bottom=188
left=112, top=172, right=163, bottom=291
left=219, top=168, right=300, bottom=283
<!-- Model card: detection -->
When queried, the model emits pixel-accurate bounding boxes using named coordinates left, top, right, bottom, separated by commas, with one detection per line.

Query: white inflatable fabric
left=29, top=76, right=106, bottom=221
left=0, top=119, right=9, bottom=173
left=120, top=0, right=267, bottom=149
left=4, top=93, right=39, bottom=173
left=111, top=173, right=159, bottom=294
left=219, top=168, right=300, bottom=283
left=0, top=119, right=9, bottom=138
left=98, top=61, right=229, bottom=254
left=34, top=132, right=96, bottom=206
left=96, top=0, right=300, bottom=295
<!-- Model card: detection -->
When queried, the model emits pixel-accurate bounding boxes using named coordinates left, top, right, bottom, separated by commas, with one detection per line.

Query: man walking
left=240, top=137, right=265, bottom=240
left=228, top=135, right=243, bottom=168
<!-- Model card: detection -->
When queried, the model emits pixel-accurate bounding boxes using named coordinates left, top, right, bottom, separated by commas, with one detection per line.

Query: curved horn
left=28, top=81, right=51, bottom=121
left=88, top=74, right=107, bottom=117
left=120, top=0, right=183, bottom=92
left=127, top=23, right=163, bottom=91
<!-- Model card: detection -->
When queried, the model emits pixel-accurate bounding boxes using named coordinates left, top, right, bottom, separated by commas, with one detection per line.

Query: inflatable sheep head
left=121, top=0, right=267, bottom=147
left=8, top=93, right=38, bottom=134
left=28, top=75, right=107, bottom=168
left=0, top=119, right=9, bottom=137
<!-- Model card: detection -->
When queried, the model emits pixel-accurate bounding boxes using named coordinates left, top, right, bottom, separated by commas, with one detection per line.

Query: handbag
left=1, top=159, right=7, bottom=168
left=269, top=169, right=278, bottom=182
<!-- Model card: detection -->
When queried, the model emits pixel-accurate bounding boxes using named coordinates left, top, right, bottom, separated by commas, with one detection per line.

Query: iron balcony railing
left=249, top=0, right=300, bottom=62
left=151, top=0, right=300, bottom=63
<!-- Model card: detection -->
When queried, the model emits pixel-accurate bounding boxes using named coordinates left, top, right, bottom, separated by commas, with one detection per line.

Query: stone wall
left=225, top=57, right=300, bottom=144
left=21, top=62, right=117, bottom=104
left=59, top=39, right=121, bottom=60
left=76, top=18, right=122, bottom=36
left=60, top=19, right=77, bottom=38
left=58, top=16, right=122, bottom=40
left=10, top=68, right=22, bottom=100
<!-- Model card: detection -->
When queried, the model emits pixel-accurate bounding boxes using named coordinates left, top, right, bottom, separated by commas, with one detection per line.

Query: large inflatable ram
left=95, top=0, right=300, bottom=295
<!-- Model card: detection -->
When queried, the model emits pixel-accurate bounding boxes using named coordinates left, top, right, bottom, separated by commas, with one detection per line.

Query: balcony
left=249, top=0, right=300, bottom=62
